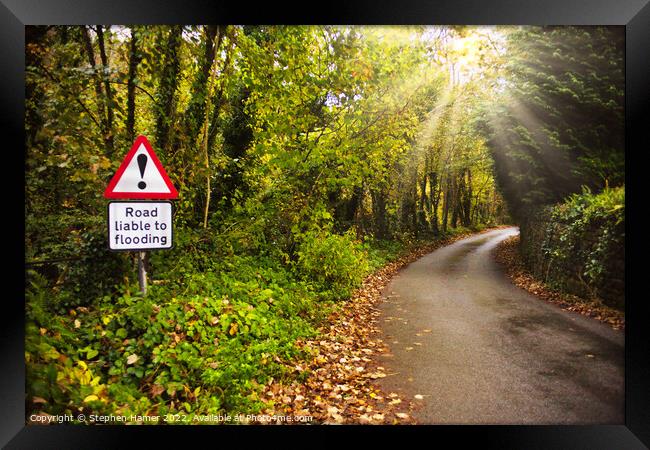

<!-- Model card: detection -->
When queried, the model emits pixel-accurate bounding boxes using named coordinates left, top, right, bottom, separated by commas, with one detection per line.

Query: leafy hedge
left=520, top=185, right=625, bottom=308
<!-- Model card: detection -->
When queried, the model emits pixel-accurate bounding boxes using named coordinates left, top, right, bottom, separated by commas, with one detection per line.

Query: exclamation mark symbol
left=137, top=154, right=147, bottom=190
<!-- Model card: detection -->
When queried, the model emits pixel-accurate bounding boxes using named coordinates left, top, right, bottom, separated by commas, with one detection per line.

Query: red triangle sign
left=104, top=135, right=179, bottom=199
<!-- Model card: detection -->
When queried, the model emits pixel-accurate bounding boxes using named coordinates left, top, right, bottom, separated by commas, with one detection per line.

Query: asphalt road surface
left=376, top=227, right=624, bottom=424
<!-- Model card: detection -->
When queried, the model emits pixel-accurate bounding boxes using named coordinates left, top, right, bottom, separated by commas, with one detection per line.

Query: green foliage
left=549, top=185, right=624, bottom=285
left=479, top=26, right=624, bottom=220
left=533, top=185, right=625, bottom=307
left=25, top=271, right=118, bottom=418
left=26, top=245, right=328, bottom=418
left=362, top=237, right=404, bottom=271
left=295, top=229, right=371, bottom=300
left=26, top=214, right=131, bottom=312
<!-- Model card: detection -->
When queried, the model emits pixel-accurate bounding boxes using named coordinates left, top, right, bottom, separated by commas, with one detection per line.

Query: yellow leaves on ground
left=248, top=235, right=481, bottom=424
left=53, top=359, right=109, bottom=404
left=229, top=322, right=239, bottom=336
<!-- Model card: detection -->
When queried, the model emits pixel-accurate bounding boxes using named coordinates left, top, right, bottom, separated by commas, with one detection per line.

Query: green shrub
left=362, top=237, right=404, bottom=271
left=26, top=214, right=131, bottom=313
left=531, top=185, right=625, bottom=307
left=554, top=185, right=624, bottom=287
left=295, top=229, right=370, bottom=300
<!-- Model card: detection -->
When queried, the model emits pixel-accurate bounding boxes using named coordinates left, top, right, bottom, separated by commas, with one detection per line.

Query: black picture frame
left=7, top=1, right=649, bottom=447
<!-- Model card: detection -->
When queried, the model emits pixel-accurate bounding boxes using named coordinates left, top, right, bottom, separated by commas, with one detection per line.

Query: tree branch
left=38, top=65, right=103, bottom=131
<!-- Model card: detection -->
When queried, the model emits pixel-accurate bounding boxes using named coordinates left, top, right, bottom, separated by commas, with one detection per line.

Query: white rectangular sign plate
left=107, top=201, right=173, bottom=251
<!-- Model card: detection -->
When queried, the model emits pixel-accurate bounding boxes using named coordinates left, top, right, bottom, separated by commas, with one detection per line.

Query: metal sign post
left=138, top=251, right=148, bottom=295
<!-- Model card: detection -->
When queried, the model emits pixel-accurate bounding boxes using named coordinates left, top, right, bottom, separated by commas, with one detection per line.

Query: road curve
left=376, top=227, right=624, bottom=424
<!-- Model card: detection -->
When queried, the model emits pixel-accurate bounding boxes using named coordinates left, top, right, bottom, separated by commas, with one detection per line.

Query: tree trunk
left=332, top=185, right=362, bottom=230
left=155, top=26, right=183, bottom=153
left=80, top=26, right=110, bottom=155
left=371, top=188, right=389, bottom=239
left=185, top=25, right=221, bottom=149
left=126, top=27, right=140, bottom=143
left=400, top=185, right=417, bottom=234
left=429, top=171, right=440, bottom=234
left=95, top=25, right=114, bottom=154
left=465, top=168, right=473, bottom=225
left=208, top=29, right=234, bottom=152
left=417, top=173, right=428, bottom=232
left=459, top=168, right=472, bottom=227
left=442, top=175, right=450, bottom=233
left=201, top=27, right=220, bottom=229
left=451, top=175, right=459, bottom=228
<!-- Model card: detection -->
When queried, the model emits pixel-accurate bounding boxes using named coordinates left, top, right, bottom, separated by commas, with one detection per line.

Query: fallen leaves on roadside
left=258, top=228, right=505, bottom=425
left=494, top=236, right=624, bottom=331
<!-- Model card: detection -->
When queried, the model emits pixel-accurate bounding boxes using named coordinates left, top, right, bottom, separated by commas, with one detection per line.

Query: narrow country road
left=376, top=227, right=624, bottom=424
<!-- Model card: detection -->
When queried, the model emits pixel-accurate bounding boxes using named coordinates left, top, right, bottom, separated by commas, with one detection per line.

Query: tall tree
left=155, top=26, right=183, bottom=153
left=80, top=26, right=112, bottom=155
left=126, top=27, right=141, bottom=142
left=95, top=25, right=115, bottom=154
left=184, top=25, right=221, bottom=150
left=478, top=26, right=624, bottom=220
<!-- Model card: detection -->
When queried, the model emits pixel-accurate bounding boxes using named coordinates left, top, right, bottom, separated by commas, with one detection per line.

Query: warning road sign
left=104, top=135, right=179, bottom=199
left=108, top=201, right=173, bottom=251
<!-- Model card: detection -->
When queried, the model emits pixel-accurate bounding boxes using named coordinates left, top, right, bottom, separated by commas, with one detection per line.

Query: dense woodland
left=25, top=26, right=624, bottom=420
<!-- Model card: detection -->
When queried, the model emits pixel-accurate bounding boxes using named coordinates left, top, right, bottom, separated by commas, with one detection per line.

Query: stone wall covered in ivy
left=518, top=187, right=625, bottom=310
